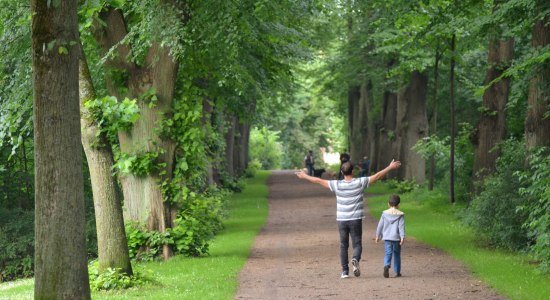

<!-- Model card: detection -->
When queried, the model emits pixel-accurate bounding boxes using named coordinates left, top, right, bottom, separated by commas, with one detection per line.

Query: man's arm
left=295, top=171, right=330, bottom=189
left=368, top=159, right=401, bottom=185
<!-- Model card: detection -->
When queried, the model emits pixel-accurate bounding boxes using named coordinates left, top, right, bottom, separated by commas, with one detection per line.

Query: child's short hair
left=341, top=161, right=354, bottom=175
left=389, top=194, right=400, bottom=207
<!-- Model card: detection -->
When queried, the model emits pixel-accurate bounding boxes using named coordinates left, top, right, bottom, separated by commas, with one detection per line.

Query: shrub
left=517, top=147, right=550, bottom=273
left=386, top=179, right=420, bottom=194
left=245, top=159, right=261, bottom=178
left=88, top=260, right=146, bottom=291
left=249, top=127, right=282, bottom=170
left=0, top=208, right=34, bottom=282
left=465, top=139, right=530, bottom=251
left=126, top=191, right=227, bottom=259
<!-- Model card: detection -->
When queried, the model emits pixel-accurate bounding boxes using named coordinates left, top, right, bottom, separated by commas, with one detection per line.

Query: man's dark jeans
left=337, top=219, right=362, bottom=272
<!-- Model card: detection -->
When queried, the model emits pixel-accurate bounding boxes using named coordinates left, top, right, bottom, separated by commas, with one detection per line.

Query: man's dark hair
left=389, top=194, right=400, bottom=207
left=341, top=161, right=354, bottom=175
left=340, top=153, right=350, bottom=163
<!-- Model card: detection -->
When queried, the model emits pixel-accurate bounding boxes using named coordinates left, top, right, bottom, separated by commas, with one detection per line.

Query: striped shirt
left=328, top=177, right=370, bottom=221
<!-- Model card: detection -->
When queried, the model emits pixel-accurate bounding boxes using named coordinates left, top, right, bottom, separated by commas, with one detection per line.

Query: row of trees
left=311, top=0, right=548, bottom=271
left=320, top=0, right=548, bottom=193
left=1, top=0, right=324, bottom=297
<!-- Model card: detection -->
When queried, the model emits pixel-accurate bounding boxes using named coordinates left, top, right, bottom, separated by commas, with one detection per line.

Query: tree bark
left=95, top=7, right=178, bottom=259
left=449, top=34, right=456, bottom=203
left=428, top=50, right=440, bottom=190
left=224, top=115, right=236, bottom=178
left=396, top=71, right=429, bottom=183
left=348, top=86, right=361, bottom=162
left=525, top=2, right=550, bottom=149
left=79, top=47, right=133, bottom=275
left=31, top=0, right=91, bottom=298
left=378, top=90, right=398, bottom=177
left=473, top=36, right=513, bottom=179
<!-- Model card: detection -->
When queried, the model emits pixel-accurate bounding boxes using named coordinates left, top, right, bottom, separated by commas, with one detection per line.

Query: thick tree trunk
left=202, top=98, right=215, bottom=185
left=95, top=8, right=178, bottom=259
left=31, top=0, right=91, bottom=298
left=396, top=71, right=429, bottom=183
left=473, top=37, right=513, bottom=179
left=348, top=85, right=361, bottom=162
left=378, top=90, right=398, bottom=177
left=428, top=50, right=440, bottom=190
left=225, top=115, right=236, bottom=177
left=79, top=49, right=133, bottom=275
left=348, top=85, right=368, bottom=164
left=358, top=81, right=371, bottom=165
left=525, top=4, right=550, bottom=149
left=449, top=34, right=456, bottom=203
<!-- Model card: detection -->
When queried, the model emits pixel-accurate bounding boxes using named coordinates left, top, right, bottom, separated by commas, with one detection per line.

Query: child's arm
left=399, top=216, right=405, bottom=245
left=295, top=171, right=330, bottom=189
left=368, top=159, right=401, bottom=185
left=375, top=216, right=384, bottom=243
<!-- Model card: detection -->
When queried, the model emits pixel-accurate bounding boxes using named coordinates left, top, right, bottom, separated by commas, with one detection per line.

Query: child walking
left=375, top=195, right=405, bottom=278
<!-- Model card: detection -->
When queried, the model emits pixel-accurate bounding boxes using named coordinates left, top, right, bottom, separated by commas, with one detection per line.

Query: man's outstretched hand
left=295, top=170, right=307, bottom=179
left=389, top=159, right=401, bottom=170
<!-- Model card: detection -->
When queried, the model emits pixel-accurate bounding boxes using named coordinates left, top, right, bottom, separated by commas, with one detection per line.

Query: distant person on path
left=375, top=194, right=405, bottom=278
left=296, top=159, right=402, bottom=279
left=304, top=150, right=315, bottom=176
left=338, top=152, right=350, bottom=180
left=359, top=156, right=370, bottom=177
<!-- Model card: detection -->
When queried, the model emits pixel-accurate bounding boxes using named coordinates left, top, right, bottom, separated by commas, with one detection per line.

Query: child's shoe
left=395, top=273, right=402, bottom=277
left=383, top=265, right=390, bottom=278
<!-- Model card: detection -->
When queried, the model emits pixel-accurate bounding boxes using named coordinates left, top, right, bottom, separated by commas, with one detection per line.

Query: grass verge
left=367, top=185, right=550, bottom=300
left=0, top=171, right=270, bottom=300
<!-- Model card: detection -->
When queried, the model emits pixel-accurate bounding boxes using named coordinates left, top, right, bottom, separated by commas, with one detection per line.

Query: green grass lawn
left=0, top=171, right=270, bottom=300
left=367, top=186, right=550, bottom=300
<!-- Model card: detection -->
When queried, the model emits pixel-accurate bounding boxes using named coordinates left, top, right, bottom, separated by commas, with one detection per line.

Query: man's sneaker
left=383, top=265, right=390, bottom=278
left=341, top=271, right=349, bottom=279
left=351, top=258, right=360, bottom=277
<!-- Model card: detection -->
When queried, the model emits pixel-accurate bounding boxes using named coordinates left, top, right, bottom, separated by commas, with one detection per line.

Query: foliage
left=412, top=123, right=475, bottom=202
left=517, top=147, right=550, bottom=273
left=249, top=127, right=282, bottom=170
left=114, top=150, right=162, bottom=177
left=0, top=208, right=33, bottom=282
left=465, top=139, right=530, bottom=251
left=125, top=191, right=226, bottom=259
left=244, top=159, right=261, bottom=178
left=84, top=96, right=140, bottom=146
left=88, top=261, right=146, bottom=291
left=169, top=191, right=226, bottom=256
left=386, top=179, right=420, bottom=194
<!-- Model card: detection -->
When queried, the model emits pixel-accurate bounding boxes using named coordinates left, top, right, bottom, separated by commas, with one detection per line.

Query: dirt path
left=235, top=171, right=503, bottom=300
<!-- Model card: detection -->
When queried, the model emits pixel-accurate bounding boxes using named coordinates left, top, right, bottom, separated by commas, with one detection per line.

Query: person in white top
left=296, top=159, right=401, bottom=278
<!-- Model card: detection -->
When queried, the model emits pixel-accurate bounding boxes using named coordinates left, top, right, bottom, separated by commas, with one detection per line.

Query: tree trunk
left=31, top=0, right=91, bottom=298
left=428, top=50, right=440, bottom=190
left=79, top=47, right=133, bottom=275
left=348, top=86, right=361, bottom=162
left=378, top=90, right=398, bottom=177
left=225, top=115, right=236, bottom=178
left=396, top=71, right=429, bottom=183
left=202, top=98, right=215, bottom=186
left=525, top=2, right=550, bottom=149
left=359, top=81, right=371, bottom=166
left=473, top=36, right=513, bottom=179
left=449, top=34, right=456, bottom=203
left=95, top=8, right=178, bottom=259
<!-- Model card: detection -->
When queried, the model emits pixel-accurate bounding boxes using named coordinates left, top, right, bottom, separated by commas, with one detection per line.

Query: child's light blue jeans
left=384, top=240, right=401, bottom=274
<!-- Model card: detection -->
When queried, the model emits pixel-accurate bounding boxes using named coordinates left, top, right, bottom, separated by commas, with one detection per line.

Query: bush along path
left=236, top=171, right=502, bottom=299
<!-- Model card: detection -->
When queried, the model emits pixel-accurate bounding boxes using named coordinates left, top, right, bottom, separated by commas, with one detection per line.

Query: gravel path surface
left=235, top=170, right=503, bottom=300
